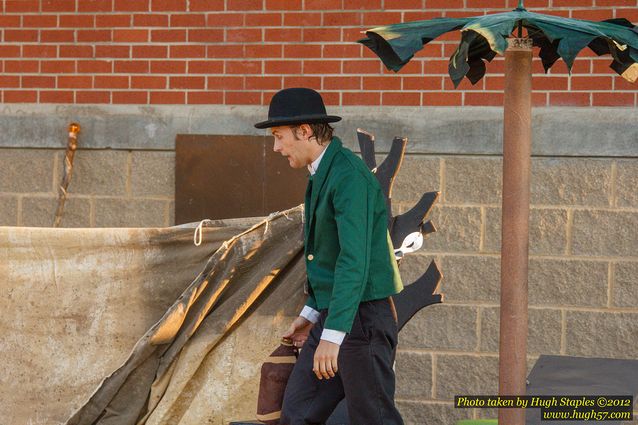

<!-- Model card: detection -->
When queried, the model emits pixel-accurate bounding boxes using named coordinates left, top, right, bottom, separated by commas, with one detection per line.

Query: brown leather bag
left=256, top=339, right=298, bottom=425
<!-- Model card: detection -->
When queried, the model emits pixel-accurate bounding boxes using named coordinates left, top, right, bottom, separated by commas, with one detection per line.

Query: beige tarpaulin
left=0, top=206, right=307, bottom=425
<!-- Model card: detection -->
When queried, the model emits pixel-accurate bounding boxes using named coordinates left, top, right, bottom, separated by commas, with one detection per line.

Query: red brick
left=169, top=45, right=206, bottom=58
left=189, top=0, right=224, bottom=11
left=284, top=76, right=321, bottom=89
left=225, top=28, right=261, bottom=42
left=41, top=60, right=76, bottom=73
left=535, top=9, right=569, bottom=18
left=113, top=90, right=148, bottom=103
left=444, top=76, right=483, bottom=90
left=114, top=0, right=148, bottom=10
left=59, top=15, right=95, bottom=27
left=151, top=60, right=187, bottom=73
left=227, top=60, right=263, bottom=74
left=266, top=0, right=301, bottom=9
left=592, top=92, right=634, bottom=106
left=114, top=60, right=149, bottom=73
left=191, top=59, right=233, bottom=74
left=171, top=13, right=206, bottom=26
left=58, top=76, right=93, bottom=88
left=206, top=12, right=245, bottom=26
left=207, top=76, right=245, bottom=90
left=506, top=0, right=548, bottom=7
left=321, top=12, right=361, bottom=26
left=132, top=45, right=168, bottom=58
left=23, top=15, right=58, bottom=27
left=283, top=12, right=321, bottom=26
left=245, top=44, right=282, bottom=58
left=362, top=76, right=400, bottom=90
left=383, top=91, right=420, bottom=106
left=549, top=92, right=590, bottom=106
left=341, top=27, right=368, bottom=43
left=78, top=0, right=113, bottom=11
left=95, top=45, right=130, bottom=58
left=323, top=44, right=361, bottom=58
left=571, top=76, right=613, bottom=90
left=0, top=16, right=21, bottom=27
left=23, top=45, right=58, bottom=58
left=386, top=0, right=422, bottom=8
left=532, top=92, right=548, bottom=107
left=133, top=14, right=168, bottom=26
left=324, top=76, right=361, bottom=90
left=385, top=59, right=422, bottom=74
left=189, top=29, right=225, bottom=42
left=132, top=76, right=166, bottom=89
left=96, top=14, right=131, bottom=27
left=95, top=75, right=129, bottom=88
left=464, top=92, right=504, bottom=106
left=4, top=30, right=39, bottom=42
left=571, top=8, right=614, bottom=21
left=303, top=28, right=341, bottom=42
left=614, top=76, right=638, bottom=91
left=245, top=76, right=282, bottom=90
left=403, top=11, right=445, bottom=20
left=4, top=60, right=39, bottom=73
left=23, top=76, right=56, bottom=88
left=532, top=76, right=568, bottom=91
left=265, top=28, right=302, bottom=42
left=170, top=76, right=205, bottom=89
left=150, top=91, right=185, bottom=104
left=484, top=76, right=504, bottom=90
left=42, top=0, right=76, bottom=12
left=187, top=91, right=224, bottom=104
left=225, top=91, right=261, bottom=104
left=363, top=12, right=403, bottom=26
left=78, top=60, right=112, bottom=73
left=343, top=60, right=382, bottom=74
left=76, top=91, right=110, bottom=103
left=113, top=29, right=148, bottom=42
left=303, top=60, right=341, bottom=74
left=466, top=0, right=506, bottom=8
left=0, top=46, right=22, bottom=58
left=245, top=12, right=282, bottom=26
left=422, top=91, right=462, bottom=106
left=208, top=45, right=244, bottom=58
left=5, top=1, right=39, bottom=12
left=264, top=60, right=300, bottom=74
left=151, top=29, right=186, bottom=42
left=553, top=0, right=591, bottom=5
left=151, top=0, right=186, bottom=11
left=284, top=44, right=322, bottom=58
left=227, top=0, right=263, bottom=10
left=345, top=0, right=381, bottom=9
left=4, top=90, right=38, bottom=102
left=78, top=30, right=112, bottom=42
left=401, top=76, right=444, bottom=90
left=342, top=92, right=380, bottom=106
left=40, top=90, right=74, bottom=103
left=304, top=0, right=341, bottom=9
left=0, top=76, right=20, bottom=88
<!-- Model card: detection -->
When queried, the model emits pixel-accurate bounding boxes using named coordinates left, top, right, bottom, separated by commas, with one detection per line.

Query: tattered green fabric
left=359, top=2, right=638, bottom=87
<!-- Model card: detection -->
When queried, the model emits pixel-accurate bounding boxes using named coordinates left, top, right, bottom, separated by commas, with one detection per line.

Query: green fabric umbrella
left=360, top=0, right=638, bottom=86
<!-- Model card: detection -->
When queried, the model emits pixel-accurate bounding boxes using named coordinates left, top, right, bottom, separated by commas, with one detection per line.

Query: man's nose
left=273, top=139, right=281, bottom=152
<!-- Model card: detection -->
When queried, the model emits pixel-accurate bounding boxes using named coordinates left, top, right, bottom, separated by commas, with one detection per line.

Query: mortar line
left=475, top=306, right=482, bottom=352
left=607, top=261, right=614, bottom=309
left=560, top=309, right=567, bottom=355
left=431, top=353, right=437, bottom=400
left=610, top=160, right=617, bottom=208
left=565, top=209, right=574, bottom=255
left=479, top=206, right=486, bottom=253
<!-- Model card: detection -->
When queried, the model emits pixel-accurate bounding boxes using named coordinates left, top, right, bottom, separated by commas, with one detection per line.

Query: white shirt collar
left=307, top=142, right=330, bottom=176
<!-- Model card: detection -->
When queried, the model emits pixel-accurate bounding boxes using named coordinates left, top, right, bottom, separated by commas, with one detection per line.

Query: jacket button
left=307, top=254, right=314, bottom=261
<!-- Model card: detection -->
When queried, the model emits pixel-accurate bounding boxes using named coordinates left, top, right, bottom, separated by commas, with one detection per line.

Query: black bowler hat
left=254, top=87, right=341, bottom=129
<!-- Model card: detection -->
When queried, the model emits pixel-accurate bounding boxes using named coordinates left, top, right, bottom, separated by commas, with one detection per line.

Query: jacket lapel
left=307, top=137, right=341, bottom=230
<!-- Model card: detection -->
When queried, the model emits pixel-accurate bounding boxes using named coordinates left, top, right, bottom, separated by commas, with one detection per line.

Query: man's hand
left=282, top=316, right=313, bottom=348
left=313, top=340, right=339, bottom=380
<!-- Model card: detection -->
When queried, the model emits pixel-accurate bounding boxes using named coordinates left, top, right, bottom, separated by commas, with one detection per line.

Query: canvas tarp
left=0, top=206, right=307, bottom=425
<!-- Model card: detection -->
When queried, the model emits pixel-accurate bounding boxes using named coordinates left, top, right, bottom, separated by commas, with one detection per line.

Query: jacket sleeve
left=324, top=171, right=372, bottom=333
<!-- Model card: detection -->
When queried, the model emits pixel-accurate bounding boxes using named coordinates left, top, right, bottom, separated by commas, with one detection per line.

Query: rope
left=193, top=219, right=215, bottom=246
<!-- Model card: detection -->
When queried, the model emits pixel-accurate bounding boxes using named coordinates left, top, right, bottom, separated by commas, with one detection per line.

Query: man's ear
left=299, top=124, right=313, bottom=140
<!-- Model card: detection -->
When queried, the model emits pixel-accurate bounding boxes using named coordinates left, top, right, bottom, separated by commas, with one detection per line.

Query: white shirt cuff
left=321, top=328, right=346, bottom=345
left=300, top=306, right=320, bottom=324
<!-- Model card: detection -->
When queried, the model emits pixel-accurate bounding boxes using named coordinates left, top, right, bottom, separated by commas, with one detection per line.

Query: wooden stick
left=53, top=123, right=80, bottom=228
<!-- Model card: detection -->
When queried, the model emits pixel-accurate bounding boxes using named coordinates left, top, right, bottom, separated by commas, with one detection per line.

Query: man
left=255, top=87, right=404, bottom=425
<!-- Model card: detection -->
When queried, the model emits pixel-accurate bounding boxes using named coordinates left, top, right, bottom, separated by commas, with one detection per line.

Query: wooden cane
left=53, top=123, right=80, bottom=228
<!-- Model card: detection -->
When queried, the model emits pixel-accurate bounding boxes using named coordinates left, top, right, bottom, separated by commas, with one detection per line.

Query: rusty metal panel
left=175, top=134, right=307, bottom=224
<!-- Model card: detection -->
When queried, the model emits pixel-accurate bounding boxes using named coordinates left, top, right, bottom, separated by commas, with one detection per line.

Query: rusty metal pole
left=53, top=123, right=80, bottom=227
left=499, top=37, right=532, bottom=425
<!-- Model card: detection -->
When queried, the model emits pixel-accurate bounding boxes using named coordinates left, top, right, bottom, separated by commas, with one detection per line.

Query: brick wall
left=1, top=0, right=637, bottom=107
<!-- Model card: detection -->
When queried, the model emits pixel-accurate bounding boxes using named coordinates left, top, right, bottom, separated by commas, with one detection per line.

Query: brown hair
left=292, top=123, right=334, bottom=145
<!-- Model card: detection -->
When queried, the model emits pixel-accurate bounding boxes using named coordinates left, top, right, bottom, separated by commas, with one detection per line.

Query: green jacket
left=304, top=137, right=403, bottom=333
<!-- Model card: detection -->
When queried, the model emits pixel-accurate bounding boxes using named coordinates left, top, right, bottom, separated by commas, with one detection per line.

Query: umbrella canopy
left=359, top=1, right=638, bottom=87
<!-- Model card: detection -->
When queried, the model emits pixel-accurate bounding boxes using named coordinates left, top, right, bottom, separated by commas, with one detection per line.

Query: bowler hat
left=254, top=88, right=341, bottom=129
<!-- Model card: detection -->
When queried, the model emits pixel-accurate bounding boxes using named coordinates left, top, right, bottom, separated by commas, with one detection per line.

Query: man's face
left=271, top=125, right=310, bottom=169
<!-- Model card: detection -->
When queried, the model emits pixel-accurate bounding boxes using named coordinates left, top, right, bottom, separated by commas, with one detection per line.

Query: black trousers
left=280, top=298, right=404, bottom=425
